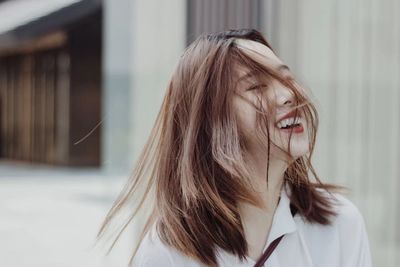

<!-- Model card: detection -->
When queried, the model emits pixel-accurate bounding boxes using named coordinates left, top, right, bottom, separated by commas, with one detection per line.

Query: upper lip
left=275, top=110, right=301, bottom=127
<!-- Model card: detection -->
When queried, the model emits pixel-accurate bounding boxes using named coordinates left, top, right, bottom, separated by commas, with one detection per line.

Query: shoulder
left=328, top=191, right=366, bottom=229
left=314, top=188, right=365, bottom=227
left=315, top=190, right=372, bottom=266
left=316, top=188, right=369, bottom=244
left=131, top=225, right=175, bottom=267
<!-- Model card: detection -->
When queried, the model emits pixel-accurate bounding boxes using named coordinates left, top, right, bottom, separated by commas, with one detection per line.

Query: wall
left=274, top=0, right=400, bottom=265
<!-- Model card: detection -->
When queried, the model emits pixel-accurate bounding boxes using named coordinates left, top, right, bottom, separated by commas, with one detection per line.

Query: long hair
left=97, top=28, right=345, bottom=266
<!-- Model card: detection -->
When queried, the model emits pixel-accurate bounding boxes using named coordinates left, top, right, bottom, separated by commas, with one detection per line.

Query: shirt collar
left=264, top=181, right=297, bottom=247
left=215, top=181, right=298, bottom=264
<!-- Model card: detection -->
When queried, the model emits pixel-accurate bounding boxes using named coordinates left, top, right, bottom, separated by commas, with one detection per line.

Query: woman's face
left=232, top=39, right=310, bottom=162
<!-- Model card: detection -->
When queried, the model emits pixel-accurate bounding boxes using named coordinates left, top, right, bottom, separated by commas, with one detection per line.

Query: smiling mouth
left=277, top=123, right=304, bottom=133
left=275, top=116, right=304, bottom=133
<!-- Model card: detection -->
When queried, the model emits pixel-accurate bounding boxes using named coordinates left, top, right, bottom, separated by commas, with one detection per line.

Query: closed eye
left=246, top=84, right=268, bottom=91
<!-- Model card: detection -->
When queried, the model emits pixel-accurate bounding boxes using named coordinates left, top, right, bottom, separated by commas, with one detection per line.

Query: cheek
left=233, top=97, right=257, bottom=135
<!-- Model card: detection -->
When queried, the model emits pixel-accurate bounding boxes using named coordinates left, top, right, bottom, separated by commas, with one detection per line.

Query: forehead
left=233, top=39, right=284, bottom=70
left=233, top=39, right=290, bottom=89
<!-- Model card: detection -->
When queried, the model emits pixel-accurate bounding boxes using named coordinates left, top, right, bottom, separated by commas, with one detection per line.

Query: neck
left=239, top=148, right=288, bottom=213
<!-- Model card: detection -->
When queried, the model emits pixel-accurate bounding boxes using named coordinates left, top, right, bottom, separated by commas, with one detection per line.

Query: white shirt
left=132, top=183, right=372, bottom=267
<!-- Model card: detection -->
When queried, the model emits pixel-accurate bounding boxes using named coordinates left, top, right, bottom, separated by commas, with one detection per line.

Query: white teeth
left=277, top=117, right=301, bottom=129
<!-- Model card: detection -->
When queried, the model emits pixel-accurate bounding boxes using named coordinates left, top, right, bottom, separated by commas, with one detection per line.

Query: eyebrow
left=277, top=64, right=294, bottom=79
left=238, top=64, right=290, bottom=80
left=278, top=64, right=290, bottom=72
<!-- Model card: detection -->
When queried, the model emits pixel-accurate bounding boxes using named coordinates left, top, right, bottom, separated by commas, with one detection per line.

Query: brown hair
left=97, top=29, right=345, bottom=266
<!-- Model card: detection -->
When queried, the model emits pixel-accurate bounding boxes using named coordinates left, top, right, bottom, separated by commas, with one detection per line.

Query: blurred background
left=0, top=0, right=398, bottom=266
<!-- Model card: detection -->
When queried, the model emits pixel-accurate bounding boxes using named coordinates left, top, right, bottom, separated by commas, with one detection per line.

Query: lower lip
left=277, top=124, right=304, bottom=134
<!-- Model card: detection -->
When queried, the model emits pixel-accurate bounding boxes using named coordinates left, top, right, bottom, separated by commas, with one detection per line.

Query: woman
left=97, top=29, right=372, bottom=267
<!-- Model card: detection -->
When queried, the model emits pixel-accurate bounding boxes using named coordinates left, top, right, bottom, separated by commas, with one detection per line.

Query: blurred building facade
left=0, top=0, right=398, bottom=266
left=0, top=0, right=102, bottom=166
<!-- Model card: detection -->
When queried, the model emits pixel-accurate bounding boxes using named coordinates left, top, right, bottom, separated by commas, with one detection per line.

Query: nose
left=275, top=86, right=295, bottom=107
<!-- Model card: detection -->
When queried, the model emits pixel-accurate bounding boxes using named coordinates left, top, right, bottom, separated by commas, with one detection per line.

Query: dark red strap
left=253, top=235, right=284, bottom=267
left=253, top=204, right=297, bottom=267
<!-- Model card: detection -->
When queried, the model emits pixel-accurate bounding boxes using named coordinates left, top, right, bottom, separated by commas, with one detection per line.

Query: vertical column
left=128, top=0, right=186, bottom=242
left=102, top=0, right=134, bottom=174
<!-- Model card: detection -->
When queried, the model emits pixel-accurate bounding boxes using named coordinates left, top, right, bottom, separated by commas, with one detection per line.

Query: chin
left=287, top=142, right=310, bottom=159
left=270, top=144, right=308, bottom=163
